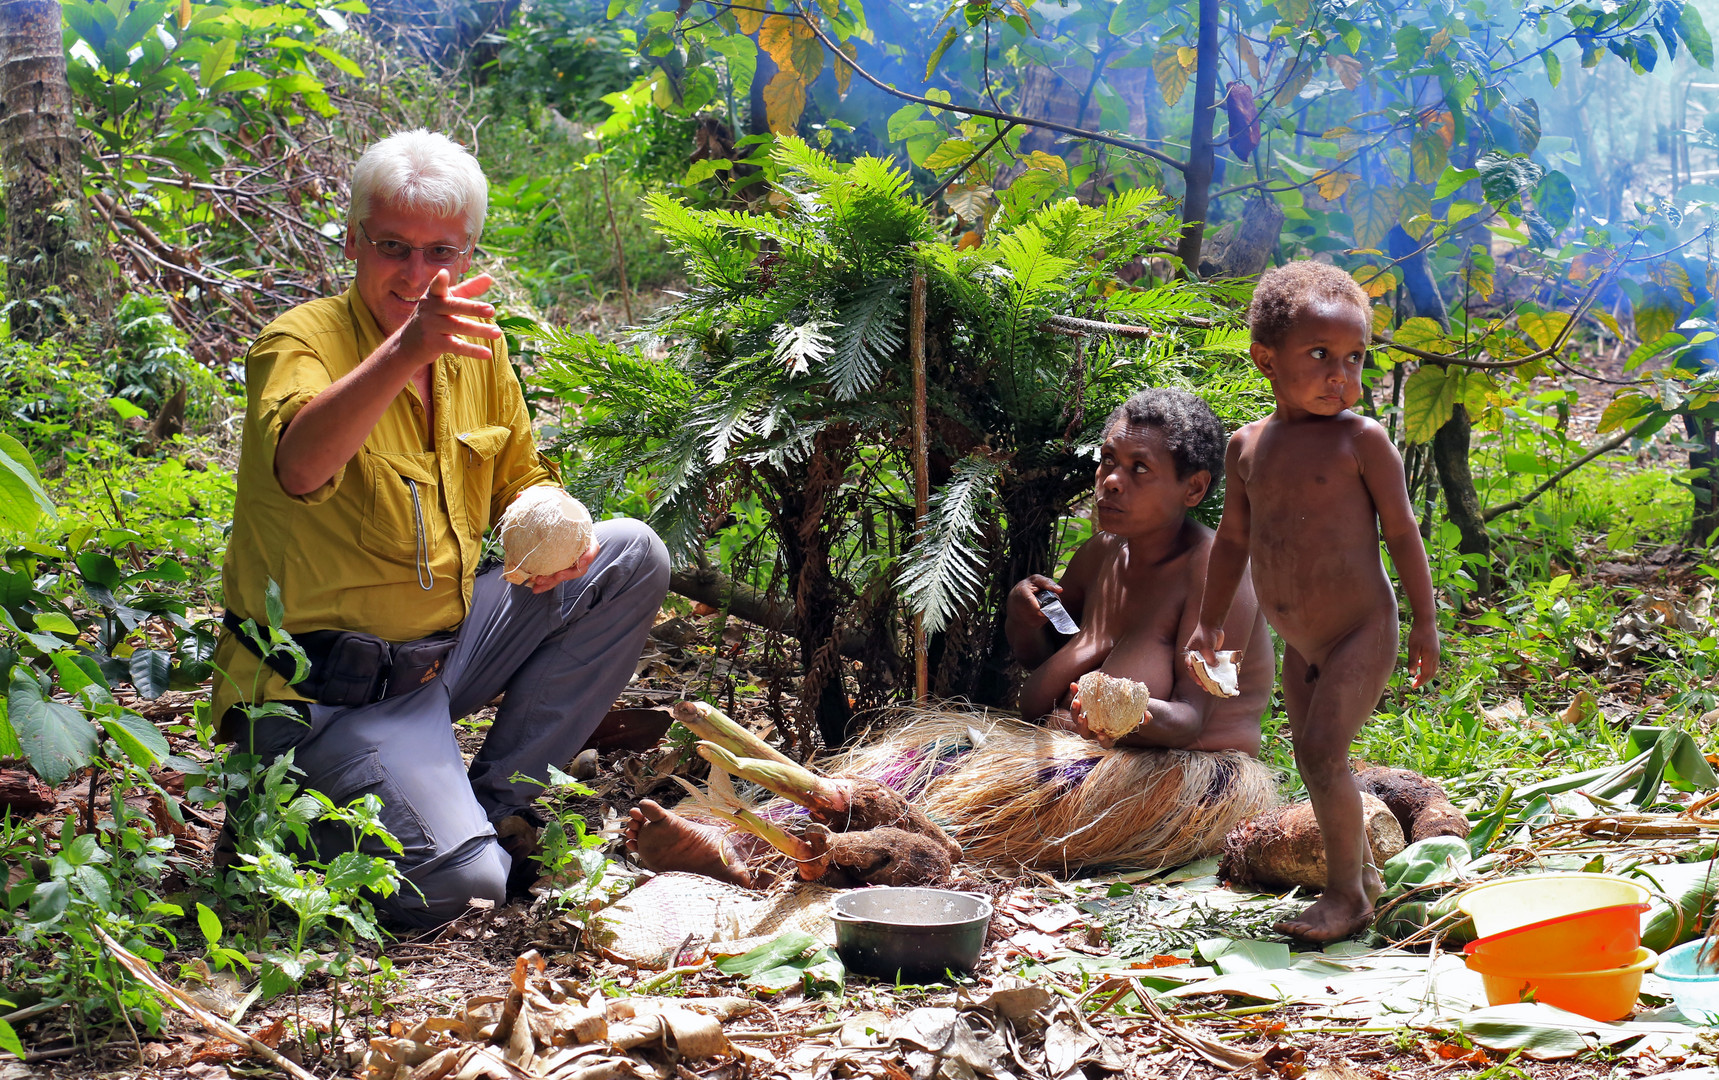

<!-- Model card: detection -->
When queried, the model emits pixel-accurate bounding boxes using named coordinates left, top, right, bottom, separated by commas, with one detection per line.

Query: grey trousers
left=235, top=518, right=669, bottom=927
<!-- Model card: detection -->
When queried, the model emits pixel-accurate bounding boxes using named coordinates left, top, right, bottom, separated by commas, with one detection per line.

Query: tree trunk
left=0, top=0, right=108, bottom=340
left=770, top=430, right=855, bottom=749
left=1432, top=404, right=1491, bottom=596
left=1174, top=0, right=1219, bottom=275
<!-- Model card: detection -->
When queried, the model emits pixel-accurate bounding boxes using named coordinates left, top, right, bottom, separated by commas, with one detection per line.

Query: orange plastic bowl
left=1462, top=903, right=1650, bottom=974
left=1464, top=946, right=1659, bottom=1021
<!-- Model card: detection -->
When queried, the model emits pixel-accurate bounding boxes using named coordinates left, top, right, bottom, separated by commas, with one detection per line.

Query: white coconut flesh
left=1187, top=650, right=1241, bottom=698
left=498, top=487, right=595, bottom=585
left=1075, top=670, right=1152, bottom=739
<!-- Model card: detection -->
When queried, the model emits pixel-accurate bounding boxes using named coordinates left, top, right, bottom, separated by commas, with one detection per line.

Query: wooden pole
left=910, top=265, right=929, bottom=702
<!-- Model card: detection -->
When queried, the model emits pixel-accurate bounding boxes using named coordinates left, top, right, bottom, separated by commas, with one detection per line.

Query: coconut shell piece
left=499, top=487, right=595, bottom=584
left=1355, top=766, right=1471, bottom=843
left=1187, top=650, right=1242, bottom=698
left=1219, top=793, right=1406, bottom=891
left=1075, top=670, right=1152, bottom=739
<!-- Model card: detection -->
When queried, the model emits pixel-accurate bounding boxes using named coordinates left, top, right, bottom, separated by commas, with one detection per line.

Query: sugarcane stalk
left=673, top=700, right=799, bottom=768
left=697, top=742, right=847, bottom=812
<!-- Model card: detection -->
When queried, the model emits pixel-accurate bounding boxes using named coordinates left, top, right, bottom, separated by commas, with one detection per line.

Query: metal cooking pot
left=831, top=887, right=993, bottom=982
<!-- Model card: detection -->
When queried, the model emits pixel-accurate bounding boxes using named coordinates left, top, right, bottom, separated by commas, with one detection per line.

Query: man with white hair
left=212, top=129, right=669, bottom=926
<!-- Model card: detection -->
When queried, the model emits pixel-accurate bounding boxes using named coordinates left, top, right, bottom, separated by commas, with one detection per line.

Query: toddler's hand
left=1183, top=625, right=1224, bottom=676
left=1407, top=620, right=1440, bottom=688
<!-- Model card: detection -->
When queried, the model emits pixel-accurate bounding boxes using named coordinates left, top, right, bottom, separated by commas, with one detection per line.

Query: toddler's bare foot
left=624, top=800, right=753, bottom=887
left=1274, top=865, right=1383, bottom=944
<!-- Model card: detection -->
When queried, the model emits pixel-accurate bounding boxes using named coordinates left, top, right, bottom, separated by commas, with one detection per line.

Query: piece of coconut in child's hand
left=498, top=486, right=595, bottom=585
left=1075, top=670, right=1152, bottom=739
left=1187, top=650, right=1241, bottom=698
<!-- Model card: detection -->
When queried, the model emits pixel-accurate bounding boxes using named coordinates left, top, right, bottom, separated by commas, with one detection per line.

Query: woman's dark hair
left=1101, top=388, right=1226, bottom=500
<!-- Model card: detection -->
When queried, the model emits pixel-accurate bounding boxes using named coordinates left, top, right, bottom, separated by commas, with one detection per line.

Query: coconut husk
left=819, top=708, right=1280, bottom=874
left=1355, top=765, right=1471, bottom=843
left=1218, top=792, right=1406, bottom=890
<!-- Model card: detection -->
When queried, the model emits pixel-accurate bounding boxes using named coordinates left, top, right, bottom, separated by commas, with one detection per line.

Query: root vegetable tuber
left=498, top=487, right=594, bottom=585
left=1187, top=651, right=1241, bottom=698
left=1355, top=766, right=1471, bottom=843
left=1075, top=671, right=1152, bottom=739
left=694, top=740, right=961, bottom=861
left=805, top=824, right=953, bottom=888
left=1218, top=793, right=1405, bottom=891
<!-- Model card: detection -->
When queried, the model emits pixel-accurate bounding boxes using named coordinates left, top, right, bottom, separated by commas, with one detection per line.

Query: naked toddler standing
left=1186, top=261, right=1440, bottom=943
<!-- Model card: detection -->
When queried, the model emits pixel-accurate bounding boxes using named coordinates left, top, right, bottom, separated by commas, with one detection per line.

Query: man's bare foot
left=1274, top=865, right=1384, bottom=944
left=624, top=800, right=753, bottom=887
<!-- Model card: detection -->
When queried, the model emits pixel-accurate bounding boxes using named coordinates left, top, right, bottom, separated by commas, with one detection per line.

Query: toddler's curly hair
left=1248, top=260, right=1370, bottom=349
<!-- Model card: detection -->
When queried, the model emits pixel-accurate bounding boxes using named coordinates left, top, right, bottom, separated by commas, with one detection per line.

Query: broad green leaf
left=100, top=710, right=169, bottom=768
left=925, top=25, right=958, bottom=79
left=1682, top=4, right=1714, bottom=69
left=716, top=930, right=818, bottom=976
left=75, top=551, right=122, bottom=590
left=1433, top=166, right=1479, bottom=201
left=922, top=137, right=981, bottom=172
left=199, top=36, right=237, bottom=90
left=1517, top=310, right=1570, bottom=351
left=0, top=1017, right=22, bottom=1059
left=0, top=433, right=56, bottom=533
left=1477, top=151, right=1543, bottom=206
left=1403, top=365, right=1459, bottom=444
left=1346, top=183, right=1399, bottom=250
left=197, top=901, right=223, bottom=947
left=1627, top=331, right=1687, bottom=371
left=682, top=158, right=733, bottom=186
left=707, top=35, right=757, bottom=98
left=8, top=666, right=97, bottom=785
left=1533, top=170, right=1575, bottom=232
left=1543, top=49, right=1562, bottom=87
left=1198, top=937, right=1291, bottom=974
left=311, top=44, right=363, bottom=79
left=1393, top=316, right=1446, bottom=351
left=1397, top=185, right=1432, bottom=239
left=129, top=649, right=171, bottom=699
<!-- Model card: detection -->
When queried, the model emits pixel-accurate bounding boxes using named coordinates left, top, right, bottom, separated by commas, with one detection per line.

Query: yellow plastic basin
left=1455, top=873, right=1651, bottom=938
left=1465, top=946, right=1659, bottom=1021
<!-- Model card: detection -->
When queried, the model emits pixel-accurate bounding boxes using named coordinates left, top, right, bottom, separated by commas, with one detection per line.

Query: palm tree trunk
left=0, top=0, right=109, bottom=340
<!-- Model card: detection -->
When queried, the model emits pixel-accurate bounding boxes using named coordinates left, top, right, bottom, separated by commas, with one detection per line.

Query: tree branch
left=754, top=3, right=1189, bottom=172
left=1480, top=419, right=1651, bottom=523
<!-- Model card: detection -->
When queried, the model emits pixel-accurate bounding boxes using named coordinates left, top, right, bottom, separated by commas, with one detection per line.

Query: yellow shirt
left=212, top=285, right=557, bottom=731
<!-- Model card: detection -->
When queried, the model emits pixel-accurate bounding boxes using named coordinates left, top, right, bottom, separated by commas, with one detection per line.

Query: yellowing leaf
left=1347, top=182, right=1400, bottom=250
left=1276, top=0, right=1310, bottom=22
left=1597, top=394, right=1649, bottom=435
left=923, top=138, right=980, bottom=172
left=1650, top=259, right=1696, bottom=303
left=1393, top=317, right=1446, bottom=351
left=1462, top=262, right=1495, bottom=300
left=1155, top=40, right=1191, bottom=106
left=1353, top=266, right=1397, bottom=298
left=178, top=0, right=191, bottom=29
left=760, top=14, right=820, bottom=83
left=1397, top=185, right=1432, bottom=238
left=1427, top=28, right=1451, bottom=57
left=1518, top=310, right=1571, bottom=351
left=1023, top=150, right=1069, bottom=185
left=1404, top=364, right=1460, bottom=444
left=1568, top=250, right=1608, bottom=283
left=1177, top=46, right=1198, bottom=70
left=1274, top=59, right=1314, bottom=106
left=1410, top=131, right=1448, bottom=184
left=735, top=3, right=765, bottom=35
left=1314, top=170, right=1357, bottom=200
left=835, top=41, right=857, bottom=96
left=1595, top=310, right=1624, bottom=338
left=1239, top=34, right=1260, bottom=82
left=1328, top=54, right=1363, bottom=90
left=1634, top=304, right=1677, bottom=345
left=1372, top=303, right=1393, bottom=338
left=763, top=71, right=807, bottom=134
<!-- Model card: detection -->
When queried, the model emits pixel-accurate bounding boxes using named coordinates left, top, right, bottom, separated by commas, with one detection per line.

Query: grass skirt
left=819, top=707, right=1280, bottom=875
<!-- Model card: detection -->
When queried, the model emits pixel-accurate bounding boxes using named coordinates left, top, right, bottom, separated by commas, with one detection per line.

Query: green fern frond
left=898, top=455, right=1001, bottom=635
left=825, top=279, right=905, bottom=399
left=772, top=320, right=836, bottom=376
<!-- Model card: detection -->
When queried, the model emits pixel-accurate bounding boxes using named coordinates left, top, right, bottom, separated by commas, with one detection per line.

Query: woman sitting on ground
left=626, top=389, right=1279, bottom=881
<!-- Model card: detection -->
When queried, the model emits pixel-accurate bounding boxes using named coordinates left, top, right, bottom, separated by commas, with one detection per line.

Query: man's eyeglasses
left=356, top=222, right=472, bottom=265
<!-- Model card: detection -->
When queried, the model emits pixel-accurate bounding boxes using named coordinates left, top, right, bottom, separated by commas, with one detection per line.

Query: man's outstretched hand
left=399, top=269, right=502, bottom=366
left=524, top=540, right=602, bottom=594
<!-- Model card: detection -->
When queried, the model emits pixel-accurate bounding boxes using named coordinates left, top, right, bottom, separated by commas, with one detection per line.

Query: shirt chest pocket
left=456, top=426, right=511, bottom=533
left=359, top=451, right=440, bottom=565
